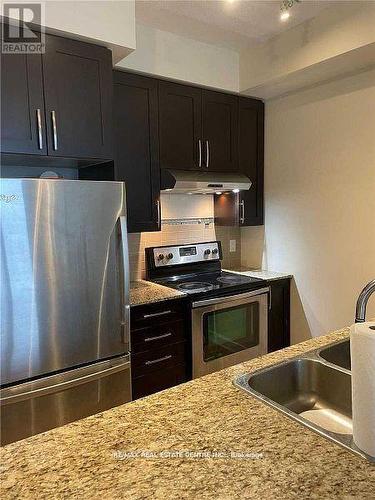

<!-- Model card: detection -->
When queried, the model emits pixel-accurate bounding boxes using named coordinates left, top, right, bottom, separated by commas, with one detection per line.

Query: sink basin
left=248, top=358, right=352, bottom=434
left=318, top=339, right=351, bottom=371
left=234, top=344, right=374, bottom=461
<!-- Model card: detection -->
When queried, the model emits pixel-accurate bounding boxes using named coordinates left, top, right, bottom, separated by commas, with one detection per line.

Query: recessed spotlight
left=280, top=10, right=290, bottom=21
left=216, top=191, right=222, bottom=195
left=232, top=189, right=240, bottom=194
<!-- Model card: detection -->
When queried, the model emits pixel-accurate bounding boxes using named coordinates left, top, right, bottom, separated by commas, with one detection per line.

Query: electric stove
left=146, top=241, right=269, bottom=378
left=146, top=241, right=264, bottom=299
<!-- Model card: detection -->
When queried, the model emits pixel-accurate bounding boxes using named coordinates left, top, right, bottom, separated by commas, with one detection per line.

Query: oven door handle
left=192, top=287, right=270, bottom=308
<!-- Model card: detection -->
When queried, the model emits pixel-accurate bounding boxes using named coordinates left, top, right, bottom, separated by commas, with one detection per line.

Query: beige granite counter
left=130, top=280, right=186, bottom=306
left=225, top=267, right=293, bottom=281
left=1, top=328, right=375, bottom=500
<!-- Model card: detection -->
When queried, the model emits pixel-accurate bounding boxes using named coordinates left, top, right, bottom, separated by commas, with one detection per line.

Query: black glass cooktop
left=153, top=271, right=264, bottom=296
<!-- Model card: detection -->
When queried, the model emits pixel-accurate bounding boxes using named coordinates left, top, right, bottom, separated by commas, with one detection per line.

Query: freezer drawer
left=0, top=355, right=131, bottom=446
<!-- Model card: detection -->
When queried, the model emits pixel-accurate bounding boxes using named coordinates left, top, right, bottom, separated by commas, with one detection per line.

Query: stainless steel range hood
left=160, top=169, right=251, bottom=194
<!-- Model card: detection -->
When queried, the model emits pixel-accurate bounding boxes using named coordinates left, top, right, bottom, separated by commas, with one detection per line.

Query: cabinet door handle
left=240, top=199, right=245, bottom=224
left=198, top=139, right=202, bottom=168
left=143, top=310, right=172, bottom=319
left=156, top=199, right=161, bottom=228
left=36, top=109, right=43, bottom=150
left=51, top=110, right=58, bottom=150
left=205, top=140, right=210, bottom=168
left=144, top=332, right=172, bottom=342
left=145, top=355, right=172, bottom=366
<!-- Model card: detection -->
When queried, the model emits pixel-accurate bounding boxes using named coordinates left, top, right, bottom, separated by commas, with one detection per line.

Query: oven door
left=191, top=288, right=269, bottom=378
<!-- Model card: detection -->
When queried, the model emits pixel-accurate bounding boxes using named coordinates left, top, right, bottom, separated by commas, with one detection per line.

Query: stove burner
left=177, top=281, right=214, bottom=292
left=216, top=276, right=243, bottom=284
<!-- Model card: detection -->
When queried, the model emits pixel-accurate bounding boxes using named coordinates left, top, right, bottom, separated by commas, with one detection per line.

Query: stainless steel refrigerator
left=0, top=179, right=131, bottom=445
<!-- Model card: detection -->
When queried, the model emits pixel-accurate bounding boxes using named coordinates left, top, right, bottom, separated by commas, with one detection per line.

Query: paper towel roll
left=350, top=321, right=375, bottom=458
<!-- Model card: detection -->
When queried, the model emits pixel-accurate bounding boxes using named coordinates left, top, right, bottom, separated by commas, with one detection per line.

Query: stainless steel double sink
left=234, top=339, right=374, bottom=462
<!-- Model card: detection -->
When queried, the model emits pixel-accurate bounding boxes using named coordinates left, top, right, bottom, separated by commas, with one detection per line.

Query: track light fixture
left=280, top=0, right=301, bottom=21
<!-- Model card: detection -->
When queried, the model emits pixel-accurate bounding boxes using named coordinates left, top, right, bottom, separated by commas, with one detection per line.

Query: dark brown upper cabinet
left=238, top=97, right=264, bottom=226
left=159, top=82, right=202, bottom=171
left=113, top=71, right=160, bottom=233
left=1, top=28, right=113, bottom=163
left=202, top=90, right=238, bottom=172
left=159, top=82, right=239, bottom=172
left=42, top=35, right=113, bottom=160
left=1, top=52, right=47, bottom=155
left=214, top=97, right=264, bottom=227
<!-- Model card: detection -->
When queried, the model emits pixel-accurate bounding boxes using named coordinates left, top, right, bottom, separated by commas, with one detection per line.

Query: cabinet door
left=0, top=52, right=47, bottom=155
left=113, top=72, right=160, bottom=233
left=239, top=98, right=264, bottom=226
left=202, top=90, right=238, bottom=172
left=159, top=82, right=202, bottom=171
left=268, top=279, right=291, bottom=353
left=42, top=35, right=113, bottom=159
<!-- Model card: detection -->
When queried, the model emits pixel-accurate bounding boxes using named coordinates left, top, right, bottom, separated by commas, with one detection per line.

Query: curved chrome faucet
left=355, top=279, right=375, bottom=323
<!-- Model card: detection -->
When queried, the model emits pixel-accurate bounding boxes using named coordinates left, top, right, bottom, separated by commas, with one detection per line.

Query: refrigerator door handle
left=119, top=215, right=131, bottom=351
left=0, top=357, right=131, bottom=406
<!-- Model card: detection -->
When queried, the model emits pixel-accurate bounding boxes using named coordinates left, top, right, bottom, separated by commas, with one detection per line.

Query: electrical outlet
left=229, top=240, right=236, bottom=253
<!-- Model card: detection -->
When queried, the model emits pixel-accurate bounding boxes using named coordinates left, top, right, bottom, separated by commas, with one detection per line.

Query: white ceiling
left=135, top=0, right=339, bottom=50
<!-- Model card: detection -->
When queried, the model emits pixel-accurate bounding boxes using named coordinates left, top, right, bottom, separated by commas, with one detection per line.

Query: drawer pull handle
left=144, top=332, right=172, bottom=342
left=143, top=310, right=172, bottom=319
left=145, top=355, right=172, bottom=366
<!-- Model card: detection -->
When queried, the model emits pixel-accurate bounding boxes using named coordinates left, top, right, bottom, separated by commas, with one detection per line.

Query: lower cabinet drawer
left=131, top=320, right=185, bottom=354
left=131, top=300, right=186, bottom=330
left=132, top=342, right=186, bottom=377
left=132, top=362, right=188, bottom=400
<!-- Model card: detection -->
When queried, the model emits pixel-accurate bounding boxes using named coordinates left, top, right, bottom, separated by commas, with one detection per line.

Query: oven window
left=203, top=302, right=259, bottom=362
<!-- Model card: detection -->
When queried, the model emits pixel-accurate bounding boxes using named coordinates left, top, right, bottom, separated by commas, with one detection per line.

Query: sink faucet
left=355, top=279, right=375, bottom=322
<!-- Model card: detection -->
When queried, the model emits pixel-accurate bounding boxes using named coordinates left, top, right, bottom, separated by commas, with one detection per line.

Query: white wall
left=240, top=2, right=375, bottom=98
left=117, top=23, right=239, bottom=92
left=241, top=68, right=375, bottom=343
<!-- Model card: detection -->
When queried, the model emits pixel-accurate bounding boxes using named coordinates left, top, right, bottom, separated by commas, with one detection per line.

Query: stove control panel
left=150, top=242, right=221, bottom=268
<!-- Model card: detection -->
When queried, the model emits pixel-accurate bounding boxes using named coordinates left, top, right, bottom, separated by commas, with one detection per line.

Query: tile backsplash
left=128, top=194, right=241, bottom=281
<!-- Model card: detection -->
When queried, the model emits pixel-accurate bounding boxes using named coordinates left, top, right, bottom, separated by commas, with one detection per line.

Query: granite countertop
left=224, top=267, right=293, bottom=281
left=130, top=280, right=186, bottom=306
left=2, top=328, right=375, bottom=499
